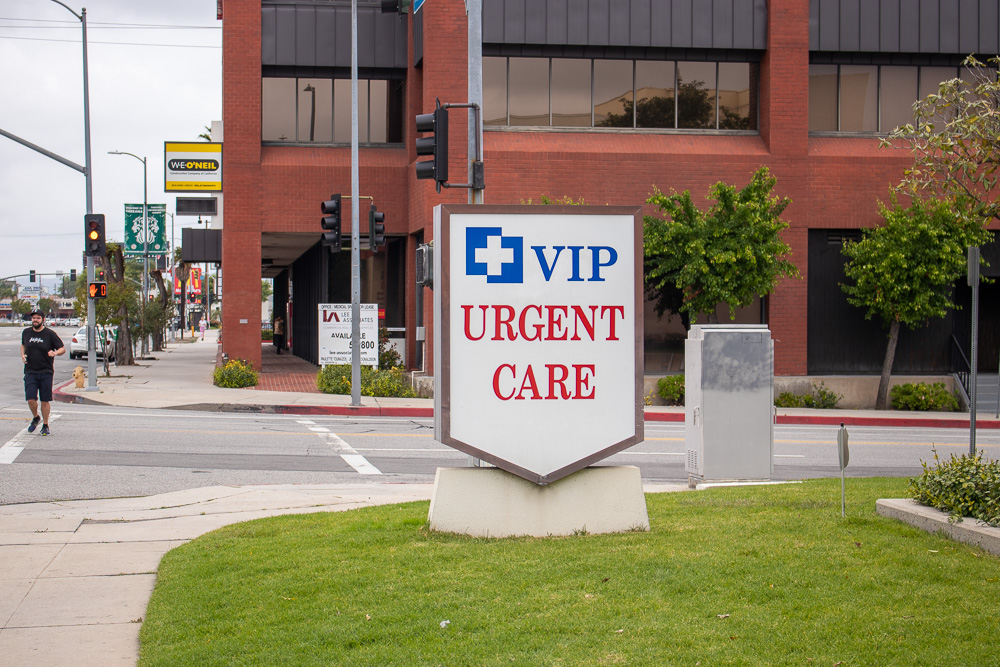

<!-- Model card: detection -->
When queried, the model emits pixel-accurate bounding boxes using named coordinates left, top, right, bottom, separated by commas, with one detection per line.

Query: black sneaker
left=40, top=424, right=50, bottom=436
left=28, top=416, right=40, bottom=433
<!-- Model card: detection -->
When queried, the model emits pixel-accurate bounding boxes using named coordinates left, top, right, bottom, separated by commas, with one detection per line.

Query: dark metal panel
left=295, top=5, right=316, bottom=67
left=589, top=0, right=610, bottom=45
left=959, top=0, right=978, bottom=53
left=506, top=0, right=526, bottom=44
left=357, top=8, right=375, bottom=68
left=899, top=0, right=920, bottom=52
left=484, top=0, right=505, bottom=42
left=610, top=0, right=632, bottom=45
left=753, top=0, right=767, bottom=49
left=940, top=0, right=960, bottom=53
left=275, top=5, right=298, bottom=66
left=650, top=0, right=671, bottom=47
left=671, top=0, right=691, bottom=48
left=567, top=0, right=589, bottom=45
left=839, top=0, right=859, bottom=51
left=373, top=9, right=396, bottom=67
left=880, top=0, right=900, bottom=51
left=735, top=0, right=755, bottom=49
left=819, top=0, right=840, bottom=52
left=629, top=0, right=651, bottom=46
left=262, top=6, right=277, bottom=65
left=982, top=0, right=1000, bottom=54
left=335, top=6, right=351, bottom=68
left=692, top=0, right=713, bottom=47
left=713, top=0, right=734, bottom=49
left=859, top=1, right=880, bottom=50
left=809, top=0, right=821, bottom=50
left=919, top=0, right=939, bottom=52
left=547, top=0, right=569, bottom=44
left=315, top=6, right=337, bottom=67
left=525, top=0, right=547, bottom=43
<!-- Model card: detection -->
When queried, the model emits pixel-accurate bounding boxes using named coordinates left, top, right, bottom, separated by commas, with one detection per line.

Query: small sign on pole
left=837, top=423, right=850, bottom=518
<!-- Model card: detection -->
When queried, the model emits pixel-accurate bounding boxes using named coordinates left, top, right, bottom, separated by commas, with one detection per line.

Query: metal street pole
left=350, top=0, right=361, bottom=406
left=108, top=151, right=148, bottom=357
left=468, top=0, right=483, bottom=205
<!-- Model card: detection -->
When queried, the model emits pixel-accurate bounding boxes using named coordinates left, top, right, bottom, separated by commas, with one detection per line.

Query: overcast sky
left=0, top=0, right=221, bottom=292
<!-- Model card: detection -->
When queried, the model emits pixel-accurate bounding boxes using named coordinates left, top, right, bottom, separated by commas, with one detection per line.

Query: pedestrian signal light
left=88, top=281, right=108, bottom=299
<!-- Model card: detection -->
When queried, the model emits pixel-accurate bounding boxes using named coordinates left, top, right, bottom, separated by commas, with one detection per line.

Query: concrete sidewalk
left=0, top=483, right=436, bottom=666
left=53, top=330, right=1000, bottom=428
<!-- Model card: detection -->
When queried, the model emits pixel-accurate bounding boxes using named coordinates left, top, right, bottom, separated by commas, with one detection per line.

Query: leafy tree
left=883, top=55, right=1000, bottom=226
left=0, top=280, right=16, bottom=300
left=644, top=166, right=798, bottom=325
left=74, top=243, right=139, bottom=366
left=11, top=298, right=30, bottom=319
left=58, top=275, right=77, bottom=298
left=261, top=280, right=273, bottom=303
left=37, top=297, right=56, bottom=316
left=841, top=197, right=991, bottom=410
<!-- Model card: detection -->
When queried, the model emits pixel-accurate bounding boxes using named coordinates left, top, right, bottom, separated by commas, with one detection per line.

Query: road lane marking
left=319, top=432, right=382, bottom=475
left=0, top=415, right=62, bottom=464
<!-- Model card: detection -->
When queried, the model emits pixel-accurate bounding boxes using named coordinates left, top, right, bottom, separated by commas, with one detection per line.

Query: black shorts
left=24, top=372, right=54, bottom=403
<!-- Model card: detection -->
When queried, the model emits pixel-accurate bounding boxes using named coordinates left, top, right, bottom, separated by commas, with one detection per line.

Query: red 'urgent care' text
left=462, top=304, right=625, bottom=342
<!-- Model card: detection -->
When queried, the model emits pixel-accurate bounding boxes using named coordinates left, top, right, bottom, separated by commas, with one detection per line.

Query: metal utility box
left=685, top=325, right=773, bottom=482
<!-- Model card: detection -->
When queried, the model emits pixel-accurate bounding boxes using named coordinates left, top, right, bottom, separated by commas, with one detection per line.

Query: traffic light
left=88, top=281, right=108, bottom=299
left=97, top=268, right=106, bottom=281
left=85, top=214, right=106, bottom=257
left=29, top=270, right=35, bottom=283
left=321, top=194, right=342, bottom=252
left=415, top=99, right=448, bottom=192
left=368, top=204, right=385, bottom=252
left=70, top=269, right=77, bottom=282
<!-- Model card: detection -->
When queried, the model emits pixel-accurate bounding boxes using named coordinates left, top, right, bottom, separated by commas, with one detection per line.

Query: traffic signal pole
left=350, top=0, right=361, bottom=407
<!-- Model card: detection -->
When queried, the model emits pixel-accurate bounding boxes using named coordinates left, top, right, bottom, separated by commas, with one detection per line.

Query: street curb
left=876, top=498, right=1000, bottom=557
left=50, top=378, right=1000, bottom=429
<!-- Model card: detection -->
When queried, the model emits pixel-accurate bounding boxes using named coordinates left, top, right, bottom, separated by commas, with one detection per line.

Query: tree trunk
left=150, top=270, right=169, bottom=351
left=875, top=319, right=901, bottom=410
left=707, top=307, right=720, bottom=324
left=107, top=247, right=136, bottom=365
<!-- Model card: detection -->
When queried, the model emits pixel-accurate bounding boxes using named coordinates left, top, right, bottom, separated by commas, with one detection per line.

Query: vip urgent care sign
left=434, top=205, right=643, bottom=484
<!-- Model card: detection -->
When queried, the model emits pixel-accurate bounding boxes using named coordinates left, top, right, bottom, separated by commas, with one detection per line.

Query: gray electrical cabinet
left=685, top=325, right=773, bottom=482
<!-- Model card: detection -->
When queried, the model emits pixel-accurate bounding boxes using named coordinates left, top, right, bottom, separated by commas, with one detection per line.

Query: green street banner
left=124, top=204, right=167, bottom=256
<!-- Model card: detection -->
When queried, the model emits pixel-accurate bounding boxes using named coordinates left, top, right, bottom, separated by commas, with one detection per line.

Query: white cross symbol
left=475, top=234, right=513, bottom=276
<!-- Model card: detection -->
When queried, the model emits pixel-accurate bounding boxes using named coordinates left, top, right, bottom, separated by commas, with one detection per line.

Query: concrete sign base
left=427, top=466, right=650, bottom=538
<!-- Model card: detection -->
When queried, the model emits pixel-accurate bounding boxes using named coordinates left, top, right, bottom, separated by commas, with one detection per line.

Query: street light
left=108, top=150, right=149, bottom=357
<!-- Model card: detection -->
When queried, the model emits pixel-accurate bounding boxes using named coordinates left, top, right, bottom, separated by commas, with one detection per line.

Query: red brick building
left=221, top=0, right=1000, bottom=378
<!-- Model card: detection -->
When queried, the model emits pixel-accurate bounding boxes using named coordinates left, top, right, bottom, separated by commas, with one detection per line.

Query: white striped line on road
left=0, top=415, right=63, bottom=464
left=297, top=420, right=384, bottom=476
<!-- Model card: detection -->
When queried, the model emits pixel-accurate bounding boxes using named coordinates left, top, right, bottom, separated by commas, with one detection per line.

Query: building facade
left=220, top=0, right=1000, bottom=377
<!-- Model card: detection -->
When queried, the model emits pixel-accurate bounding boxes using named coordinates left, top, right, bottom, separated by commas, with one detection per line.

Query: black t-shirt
left=22, top=326, right=63, bottom=374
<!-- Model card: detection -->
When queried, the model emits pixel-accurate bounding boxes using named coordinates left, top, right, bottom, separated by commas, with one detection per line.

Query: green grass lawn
left=138, top=478, right=999, bottom=666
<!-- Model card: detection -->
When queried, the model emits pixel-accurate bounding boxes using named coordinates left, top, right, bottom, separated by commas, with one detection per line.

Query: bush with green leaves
left=774, top=382, right=842, bottom=409
left=378, top=326, right=402, bottom=370
left=890, top=382, right=959, bottom=412
left=213, top=359, right=259, bottom=388
left=261, top=329, right=274, bottom=341
left=910, top=450, right=1000, bottom=526
left=656, top=375, right=684, bottom=405
left=316, top=365, right=416, bottom=398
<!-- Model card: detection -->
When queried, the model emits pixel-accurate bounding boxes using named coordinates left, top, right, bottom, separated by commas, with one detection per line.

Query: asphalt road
left=0, top=324, right=997, bottom=506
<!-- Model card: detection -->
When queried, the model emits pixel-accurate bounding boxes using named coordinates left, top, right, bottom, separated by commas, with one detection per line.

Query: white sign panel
left=318, top=303, right=378, bottom=367
left=434, top=205, right=643, bottom=485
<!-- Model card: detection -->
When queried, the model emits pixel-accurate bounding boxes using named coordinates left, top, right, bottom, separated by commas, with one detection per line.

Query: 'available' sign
left=434, top=205, right=643, bottom=485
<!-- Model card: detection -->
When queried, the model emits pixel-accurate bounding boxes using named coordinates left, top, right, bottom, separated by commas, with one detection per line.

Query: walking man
left=21, top=307, right=64, bottom=436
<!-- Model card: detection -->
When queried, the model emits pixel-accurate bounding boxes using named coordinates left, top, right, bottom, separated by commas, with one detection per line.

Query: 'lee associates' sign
left=434, top=205, right=643, bottom=485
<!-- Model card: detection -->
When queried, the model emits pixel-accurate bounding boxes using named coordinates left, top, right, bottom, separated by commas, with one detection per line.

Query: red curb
left=643, top=412, right=684, bottom=422
left=776, top=414, right=1000, bottom=429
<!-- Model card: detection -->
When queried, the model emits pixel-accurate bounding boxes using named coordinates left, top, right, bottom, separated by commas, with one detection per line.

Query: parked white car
left=69, top=326, right=117, bottom=361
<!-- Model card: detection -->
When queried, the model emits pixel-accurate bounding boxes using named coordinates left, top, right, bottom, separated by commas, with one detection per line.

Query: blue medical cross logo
left=466, top=227, right=523, bottom=283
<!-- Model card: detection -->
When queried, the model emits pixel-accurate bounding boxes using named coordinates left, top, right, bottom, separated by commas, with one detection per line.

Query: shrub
left=656, top=375, right=684, bottom=405
left=261, top=329, right=274, bottom=341
left=890, top=382, right=960, bottom=412
left=909, top=450, right=1000, bottom=526
left=214, top=359, right=259, bottom=388
left=378, top=326, right=402, bottom=370
left=774, top=382, right=842, bottom=409
left=316, top=365, right=416, bottom=398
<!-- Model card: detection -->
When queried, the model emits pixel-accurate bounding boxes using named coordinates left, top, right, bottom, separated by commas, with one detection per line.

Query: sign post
left=429, top=205, right=648, bottom=536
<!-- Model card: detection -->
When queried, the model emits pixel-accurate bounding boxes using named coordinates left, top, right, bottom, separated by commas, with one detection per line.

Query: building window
left=809, top=64, right=965, bottom=134
left=262, top=77, right=403, bottom=143
left=485, top=57, right=757, bottom=131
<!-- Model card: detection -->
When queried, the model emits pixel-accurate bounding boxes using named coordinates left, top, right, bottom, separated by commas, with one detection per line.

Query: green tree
left=59, top=275, right=77, bottom=298
left=883, top=55, right=1000, bottom=226
left=37, top=297, right=56, bottom=316
left=841, top=197, right=991, bottom=410
left=261, top=280, right=273, bottom=302
left=644, top=166, right=798, bottom=325
left=0, top=280, right=16, bottom=300
left=11, top=298, right=30, bottom=320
